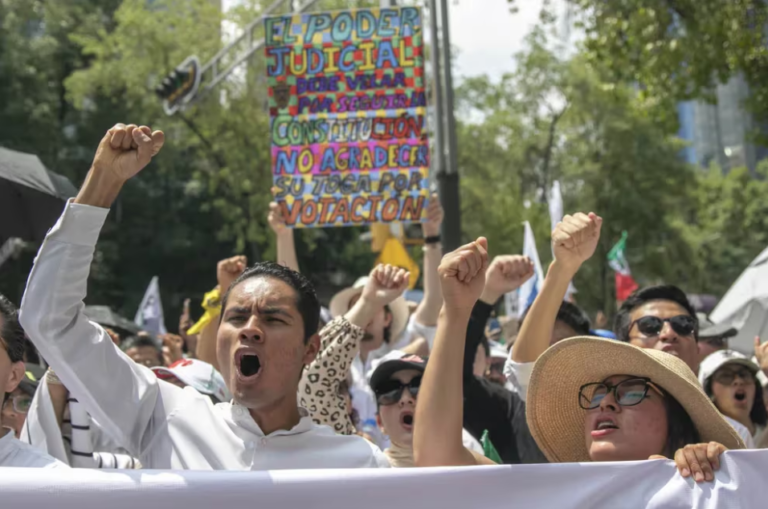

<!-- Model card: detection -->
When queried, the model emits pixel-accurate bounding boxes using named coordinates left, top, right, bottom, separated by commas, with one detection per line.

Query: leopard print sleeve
left=299, top=316, right=363, bottom=435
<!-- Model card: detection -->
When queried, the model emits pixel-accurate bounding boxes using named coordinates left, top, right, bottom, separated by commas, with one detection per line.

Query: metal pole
left=437, top=0, right=462, bottom=251
left=427, top=0, right=446, bottom=190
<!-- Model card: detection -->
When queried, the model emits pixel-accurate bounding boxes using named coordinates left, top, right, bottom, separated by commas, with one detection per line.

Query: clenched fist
left=268, top=202, right=289, bottom=235
left=92, top=123, right=165, bottom=181
left=552, top=212, right=603, bottom=272
left=438, top=238, right=489, bottom=312
left=361, top=264, right=410, bottom=309
left=217, top=255, right=248, bottom=295
left=481, top=255, right=535, bottom=304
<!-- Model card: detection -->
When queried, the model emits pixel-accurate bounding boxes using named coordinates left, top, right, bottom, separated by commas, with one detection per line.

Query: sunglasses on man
left=579, top=377, right=664, bottom=410
left=630, top=315, right=696, bottom=339
left=375, top=376, right=421, bottom=406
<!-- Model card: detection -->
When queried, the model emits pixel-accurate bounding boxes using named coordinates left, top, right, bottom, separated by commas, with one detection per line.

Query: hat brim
left=699, top=324, right=738, bottom=339
left=526, top=337, right=745, bottom=463
left=370, top=358, right=427, bottom=393
left=329, top=286, right=409, bottom=341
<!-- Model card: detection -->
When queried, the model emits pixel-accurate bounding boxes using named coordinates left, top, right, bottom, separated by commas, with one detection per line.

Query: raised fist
left=268, top=202, right=289, bottom=235
left=481, top=255, right=535, bottom=304
left=217, top=255, right=247, bottom=295
left=360, top=264, right=410, bottom=309
left=438, top=238, right=489, bottom=312
left=552, top=212, right=603, bottom=272
left=92, top=124, right=165, bottom=181
left=422, top=194, right=444, bottom=238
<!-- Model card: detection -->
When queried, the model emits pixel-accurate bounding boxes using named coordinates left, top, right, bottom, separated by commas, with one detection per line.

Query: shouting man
left=20, top=124, right=388, bottom=469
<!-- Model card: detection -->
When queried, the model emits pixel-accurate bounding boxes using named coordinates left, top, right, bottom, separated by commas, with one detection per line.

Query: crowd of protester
left=1, top=123, right=766, bottom=486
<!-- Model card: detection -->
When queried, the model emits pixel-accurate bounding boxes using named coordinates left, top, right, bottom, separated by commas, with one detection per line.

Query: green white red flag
left=607, top=231, right=639, bottom=301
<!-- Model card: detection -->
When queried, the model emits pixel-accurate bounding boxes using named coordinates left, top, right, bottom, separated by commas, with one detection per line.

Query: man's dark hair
left=556, top=301, right=591, bottom=336
left=614, top=285, right=698, bottom=342
left=122, top=335, right=163, bottom=364
left=221, top=262, right=320, bottom=343
left=0, top=294, right=25, bottom=363
left=704, top=374, right=768, bottom=428
left=520, top=301, right=591, bottom=336
left=662, top=388, right=701, bottom=457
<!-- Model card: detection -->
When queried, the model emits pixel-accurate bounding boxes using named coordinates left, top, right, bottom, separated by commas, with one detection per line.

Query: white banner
left=2, top=450, right=768, bottom=508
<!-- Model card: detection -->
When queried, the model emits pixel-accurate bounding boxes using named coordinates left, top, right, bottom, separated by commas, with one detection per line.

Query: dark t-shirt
left=462, top=301, right=548, bottom=464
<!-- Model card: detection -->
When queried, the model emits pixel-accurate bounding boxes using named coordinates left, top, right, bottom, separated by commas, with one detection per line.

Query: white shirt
left=19, top=202, right=389, bottom=470
left=504, top=358, right=758, bottom=449
left=0, top=430, right=67, bottom=468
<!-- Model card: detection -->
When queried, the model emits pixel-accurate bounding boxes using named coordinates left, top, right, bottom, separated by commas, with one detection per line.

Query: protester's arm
left=412, top=195, right=444, bottom=328
left=269, top=201, right=299, bottom=273
left=511, top=213, right=602, bottom=364
left=299, top=265, right=410, bottom=434
left=20, top=124, right=166, bottom=455
left=178, top=298, right=198, bottom=358
left=414, top=238, right=497, bottom=467
left=194, top=256, right=246, bottom=371
left=462, top=256, right=534, bottom=378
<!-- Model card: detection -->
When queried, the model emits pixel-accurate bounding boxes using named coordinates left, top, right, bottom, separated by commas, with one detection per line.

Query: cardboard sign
left=265, top=7, right=429, bottom=228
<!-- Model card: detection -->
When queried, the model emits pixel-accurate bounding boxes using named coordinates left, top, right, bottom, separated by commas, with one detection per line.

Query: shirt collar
left=228, top=403, right=315, bottom=437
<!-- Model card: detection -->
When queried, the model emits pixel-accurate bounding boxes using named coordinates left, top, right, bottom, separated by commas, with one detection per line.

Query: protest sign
left=265, top=7, right=429, bottom=228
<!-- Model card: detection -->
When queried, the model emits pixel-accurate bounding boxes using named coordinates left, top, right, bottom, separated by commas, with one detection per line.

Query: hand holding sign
left=268, top=202, right=289, bottom=235
left=422, top=193, right=444, bottom=238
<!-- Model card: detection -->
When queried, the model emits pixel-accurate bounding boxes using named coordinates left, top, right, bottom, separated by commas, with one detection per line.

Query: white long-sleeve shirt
left=0, top=430, right=66, bottom=468
left=19, top=202, right=389, bottom=470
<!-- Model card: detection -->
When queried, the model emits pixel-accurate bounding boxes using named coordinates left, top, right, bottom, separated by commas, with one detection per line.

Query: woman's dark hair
left=221, top=262, right=320, bottom=343
left=704, top=371, right=768, bottom=428
left=0, top=294, right=25, bottom=363
left=661, top=387, right=701, bottom=457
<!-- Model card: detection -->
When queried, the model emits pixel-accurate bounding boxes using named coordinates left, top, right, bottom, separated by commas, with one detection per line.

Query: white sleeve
left=19, top=202, right=163, bottom=457
left=503, top=357, right=535, bottom=403
left=391, top=315, right=437, bottom=351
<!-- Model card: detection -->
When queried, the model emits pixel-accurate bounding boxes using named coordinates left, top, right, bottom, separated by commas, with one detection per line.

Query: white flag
left=548, top=181, right=576, bottom=301
left=515, top=221, right=545, bottom=318
left=134, top=276, right=167, bottom=335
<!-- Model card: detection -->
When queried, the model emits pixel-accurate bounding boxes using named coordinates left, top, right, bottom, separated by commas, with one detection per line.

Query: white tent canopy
left=711, top=246, right=768, bottom=353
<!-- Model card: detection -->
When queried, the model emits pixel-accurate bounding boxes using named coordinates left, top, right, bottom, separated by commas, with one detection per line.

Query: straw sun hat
left=329, top=276, right=409, bottom=340
left=526, top=337, right=745, bottom=463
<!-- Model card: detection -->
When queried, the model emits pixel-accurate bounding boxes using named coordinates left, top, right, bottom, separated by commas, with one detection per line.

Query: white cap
left=698, top=350, right=759, bottom=387
left=152, top=359, right=231, bottom=403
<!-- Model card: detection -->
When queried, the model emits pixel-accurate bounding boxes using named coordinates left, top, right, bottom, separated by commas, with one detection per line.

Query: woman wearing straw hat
left=526, top=336, right=745, bottom=481
left=414, top=231, right=745, bottom=483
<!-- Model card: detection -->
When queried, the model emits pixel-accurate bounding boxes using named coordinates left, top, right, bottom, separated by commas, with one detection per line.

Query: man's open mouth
left=236, top=349, right=262, bottom=380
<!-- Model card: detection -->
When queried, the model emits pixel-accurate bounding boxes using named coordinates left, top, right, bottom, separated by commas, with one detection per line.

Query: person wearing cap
left=699, top=350, right=767, bottom=448
left=324, top=199, right=445, bottom=441
left=299, top=264, right=411, bottom=437
left=697, top=314, right=738, bottom=365
left=0, top=294, right=66, bottom=468
left=369, top=352, right=482, bottom=467
left=526, top=336, right=744, bottom=481
left=152, top=358, right=231, bottom=404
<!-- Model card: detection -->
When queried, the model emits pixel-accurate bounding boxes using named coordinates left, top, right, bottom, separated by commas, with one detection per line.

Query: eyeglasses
left=630, top=315, right=696, bottom=339
left=375, top=377, right=421, bottom=406
left=2, top=394, right=32, bottom=414
left=712, top=367, right=754, bottom=385
left=578, top=377, right=663, bottom=410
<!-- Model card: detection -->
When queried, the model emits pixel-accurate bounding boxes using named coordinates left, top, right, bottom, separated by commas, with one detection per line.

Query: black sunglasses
left=578, top=377, right=663, bottom=410
left=630, top=315, right=696, bottom=338
left=375, top=377, right=421, bottom=406
left=713, top=367, right=754, bottom=385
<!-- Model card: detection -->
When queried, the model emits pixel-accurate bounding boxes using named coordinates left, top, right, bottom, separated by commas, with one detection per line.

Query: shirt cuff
left=504, top=359, right=534, bottom=402
left=47, top=201, right=109, bottom=247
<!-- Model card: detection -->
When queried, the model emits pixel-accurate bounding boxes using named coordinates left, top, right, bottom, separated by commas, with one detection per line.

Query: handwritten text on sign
left=265, top=8, right=429, bottom=228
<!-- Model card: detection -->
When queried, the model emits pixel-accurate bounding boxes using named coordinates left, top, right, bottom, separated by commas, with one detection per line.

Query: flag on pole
left=515, top=221, right=545, bottom=318
left=608, top=232, right=639, bottom=302
left=548, top=181, right=576, bottom=301
left=134, top=276, right=167, bottom=335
